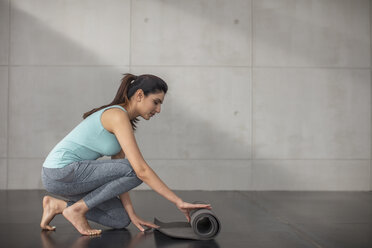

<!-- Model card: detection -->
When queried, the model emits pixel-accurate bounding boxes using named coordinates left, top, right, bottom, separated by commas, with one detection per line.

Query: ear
left=135, top=89, right=144, bottom=102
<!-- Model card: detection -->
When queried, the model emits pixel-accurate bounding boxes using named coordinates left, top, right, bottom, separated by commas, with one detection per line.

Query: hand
left=176, top=201, right=212, bottom=222
left=129, top=213, right=160, bottom=232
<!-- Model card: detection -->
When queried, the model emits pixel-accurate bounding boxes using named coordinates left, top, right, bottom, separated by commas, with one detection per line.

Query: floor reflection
left=40, top=229, right=139, bottom=248
left=153, top=231, right=220, bottom=248
left=40, top=229, right=220, bottom=248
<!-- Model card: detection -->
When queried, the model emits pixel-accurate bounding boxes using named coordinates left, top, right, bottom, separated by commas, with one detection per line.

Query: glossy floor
left=0, top=190, right=371, bottom=248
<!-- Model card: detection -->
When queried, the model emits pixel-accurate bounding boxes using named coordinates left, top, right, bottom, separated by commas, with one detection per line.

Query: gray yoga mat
left=154, top=205, right=221, bottom=240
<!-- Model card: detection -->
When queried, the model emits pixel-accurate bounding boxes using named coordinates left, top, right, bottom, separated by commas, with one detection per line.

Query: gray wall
left=0, top=0, right=371, bottom=191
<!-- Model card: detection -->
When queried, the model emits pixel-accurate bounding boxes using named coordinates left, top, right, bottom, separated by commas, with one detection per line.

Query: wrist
left=128, top=210, right=136, bottom=218
left=175, top=198, right=183, bottom=207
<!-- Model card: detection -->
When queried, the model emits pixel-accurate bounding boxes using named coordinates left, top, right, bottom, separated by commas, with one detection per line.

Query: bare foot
left=62, top=202, right=101, bottom=236
left=40, top=196, right=67, bottom=231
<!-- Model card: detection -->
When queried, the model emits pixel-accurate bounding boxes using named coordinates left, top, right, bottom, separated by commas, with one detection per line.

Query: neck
left=119, top=102, right=139, bottom=120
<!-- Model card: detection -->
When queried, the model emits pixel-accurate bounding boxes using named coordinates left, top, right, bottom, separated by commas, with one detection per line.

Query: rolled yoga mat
left=154, top=203, right=221, bottom=240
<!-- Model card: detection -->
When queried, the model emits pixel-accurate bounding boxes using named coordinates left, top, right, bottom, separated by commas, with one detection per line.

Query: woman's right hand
left=176, top=201, right=212, bottom=222
left=129, top=213, right=159, bottom=232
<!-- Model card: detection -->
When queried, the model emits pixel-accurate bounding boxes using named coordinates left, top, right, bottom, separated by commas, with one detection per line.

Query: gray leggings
left=41, top=159, right=143, bottom=229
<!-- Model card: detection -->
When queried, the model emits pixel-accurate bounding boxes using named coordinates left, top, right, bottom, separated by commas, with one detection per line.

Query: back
left=43, top=105, right=127, bottom=168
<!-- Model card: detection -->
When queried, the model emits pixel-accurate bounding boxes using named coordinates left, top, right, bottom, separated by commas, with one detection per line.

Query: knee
left=112, top=218, right=131, bottom=229
left=134, top=175, right=143, bottom=186
left=127, top=170, right=143, bottom=186
left=115, top=171, right=143, bottom=191
left=130, top=175, right=143, bottom=190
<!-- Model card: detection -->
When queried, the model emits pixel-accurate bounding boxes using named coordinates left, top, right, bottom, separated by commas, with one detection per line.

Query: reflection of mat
left=154, top=230, right=220, bottom=248
left=154, top=206, right=221, bottom=240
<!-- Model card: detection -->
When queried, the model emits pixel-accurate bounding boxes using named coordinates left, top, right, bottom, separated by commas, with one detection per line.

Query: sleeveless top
left=43, top=105, right=127, bottom=168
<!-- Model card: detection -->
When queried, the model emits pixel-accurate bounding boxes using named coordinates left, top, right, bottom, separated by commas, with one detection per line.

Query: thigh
left=74, top=159, right=136, bottom=182
left=42, top=159, right=136, bottom=196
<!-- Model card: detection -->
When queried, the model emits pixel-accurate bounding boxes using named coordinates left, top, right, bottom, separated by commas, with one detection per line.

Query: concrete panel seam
left=252, top=66, right=371, bottom=70
left=251, top=0, right=254, bottom=189
left=7, top=65, right=372, bottom=69
left=129, top=0, right=132, bottom=70
left=5, top=158, right=372, bottom=161
left=6, top=0, right=11, bottom=189
left=252, top=159, right=371, bottom=161
left=369, top=159, right=372, bottom=191
left=9, top=65, right=131, bottom=67
left=370, top=0, right=372, bottom=191
left=370, top=0, right=372, bottom=69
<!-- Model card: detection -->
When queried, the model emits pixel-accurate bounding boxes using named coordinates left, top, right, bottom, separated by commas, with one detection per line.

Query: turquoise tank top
left=43, top=105, right=127, bottom=168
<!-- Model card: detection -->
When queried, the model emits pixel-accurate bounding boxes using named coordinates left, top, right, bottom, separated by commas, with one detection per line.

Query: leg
left=62, top=199, right=102, bottom=235
left=61, top=173, right=141, bottom=233
left=40, top=195, right=67, bottom=230
left=42, top=159, right=142, bottom=235
left=42, top=159, right=142, bottom=203
left=66, top=197, right=131, bottom=229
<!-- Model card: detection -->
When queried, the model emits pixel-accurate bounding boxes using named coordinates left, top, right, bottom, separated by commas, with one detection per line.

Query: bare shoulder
left=101, top=107, right=130, bottom=134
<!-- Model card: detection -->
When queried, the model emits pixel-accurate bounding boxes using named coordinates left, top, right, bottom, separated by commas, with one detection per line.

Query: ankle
left=68, top=201, right=89, bottom=214
left=57, top=201, right=68, bottom=213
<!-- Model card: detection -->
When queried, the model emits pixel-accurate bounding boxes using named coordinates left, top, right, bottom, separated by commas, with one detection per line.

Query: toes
left=48, top=226, right=56, bottom=231
left=90, top=229, right=101, bottom=236
left=83, top=229, right=101, bottom=236
left=81, top=230, right=91, bottom=236
left=41, top=225, right=56, bottom=231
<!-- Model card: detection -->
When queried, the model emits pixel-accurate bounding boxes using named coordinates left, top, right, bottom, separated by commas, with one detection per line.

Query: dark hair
left=83, top=73, right=168, bottom=130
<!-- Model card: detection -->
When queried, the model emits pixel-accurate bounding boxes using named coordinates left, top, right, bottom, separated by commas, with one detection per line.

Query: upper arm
left=104, top=109, right=148, bottom=176
left=111, top=149, right=125, bottom=159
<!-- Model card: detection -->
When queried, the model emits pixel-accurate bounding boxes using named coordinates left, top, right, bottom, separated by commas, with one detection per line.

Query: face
left=138, top=91, right=165, bottom=120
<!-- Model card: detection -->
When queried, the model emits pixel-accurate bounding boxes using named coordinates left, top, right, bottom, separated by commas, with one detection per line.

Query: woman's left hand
left=129, top=214, right=160, bottom=232
left=176, top=201, right=212, bottom=222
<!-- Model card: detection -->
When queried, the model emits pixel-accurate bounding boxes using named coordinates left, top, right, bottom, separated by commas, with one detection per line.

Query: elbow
left=136, top=168, right=149, bottom=181
left=132, top=161, right=151, bottom=181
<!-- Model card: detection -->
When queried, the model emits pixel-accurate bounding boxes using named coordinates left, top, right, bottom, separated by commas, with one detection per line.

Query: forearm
left=119, top=192, right=136, bottom=217
left=138, top=167, right=182, bottom=206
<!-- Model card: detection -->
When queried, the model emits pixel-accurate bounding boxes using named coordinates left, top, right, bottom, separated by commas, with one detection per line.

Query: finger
left=184, top=212, right=190, bottom=222
left=189, top=204, right=212, bottom=209
left=143, top=222, right=160, bottom=229
left=135, top=223, right=145, bottom=232
left=197, top=203, right=211, bottom=207
left=184, top=202, right=210, bottom=207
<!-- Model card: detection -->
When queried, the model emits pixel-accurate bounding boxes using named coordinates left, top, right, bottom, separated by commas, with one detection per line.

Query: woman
left=40, top=73, right=212, bottom=236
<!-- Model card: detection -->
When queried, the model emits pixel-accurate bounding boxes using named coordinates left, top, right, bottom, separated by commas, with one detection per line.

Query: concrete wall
left=0, top=0, right=370, bottom=191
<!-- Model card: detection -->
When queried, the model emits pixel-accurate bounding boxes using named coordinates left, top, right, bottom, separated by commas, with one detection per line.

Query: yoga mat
left=154, top=203, right=221, bottom=240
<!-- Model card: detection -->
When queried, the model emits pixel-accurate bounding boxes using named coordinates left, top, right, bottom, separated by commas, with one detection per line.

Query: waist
left=43, top=145, right=102, bottom=168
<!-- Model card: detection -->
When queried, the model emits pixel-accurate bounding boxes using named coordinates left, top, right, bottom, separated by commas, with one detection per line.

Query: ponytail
left=82, top=73, right=167, bottom=131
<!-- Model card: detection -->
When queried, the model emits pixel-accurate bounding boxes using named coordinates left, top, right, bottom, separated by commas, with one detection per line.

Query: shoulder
left=101, top=107, right=130, bottom=133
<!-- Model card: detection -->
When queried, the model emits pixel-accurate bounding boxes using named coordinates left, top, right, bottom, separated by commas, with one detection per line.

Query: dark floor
left=0, top=190, right=371, bottom=248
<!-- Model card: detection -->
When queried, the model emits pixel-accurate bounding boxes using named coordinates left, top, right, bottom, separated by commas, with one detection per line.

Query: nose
left=156, top=105, right=161, bottom=113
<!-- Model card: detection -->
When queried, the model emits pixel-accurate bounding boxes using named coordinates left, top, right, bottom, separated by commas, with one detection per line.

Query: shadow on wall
left=151, top=0, right=369, bottom=66
left=251, top=2, right=370, bottom=66
left=9, top=4, right=251, bottom=189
